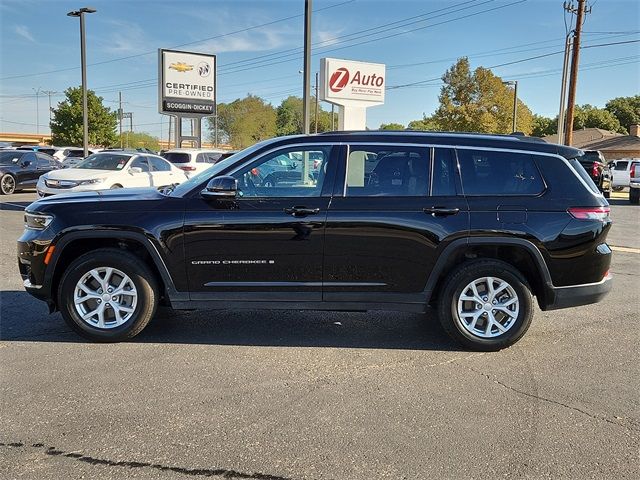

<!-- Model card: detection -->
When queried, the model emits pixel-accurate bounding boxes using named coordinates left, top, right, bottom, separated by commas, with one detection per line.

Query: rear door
left=323, top=144, right=469, bottom=303
left=148, top=155, right=178, bottom=186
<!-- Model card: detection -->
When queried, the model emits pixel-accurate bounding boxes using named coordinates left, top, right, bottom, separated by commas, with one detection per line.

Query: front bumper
left=543, top=274, right=612, bottom=310
left=17, top=232, right=54, bottom=303
left=36, top=179, right=104, bottom=197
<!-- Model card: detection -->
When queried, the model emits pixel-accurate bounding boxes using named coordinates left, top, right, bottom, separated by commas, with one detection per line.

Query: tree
left=572, top=104, right=624, bottom=133
left=605, top=96, right=640, bottom=133
left=407, top=115, right=440, bottom=131
left=432, top=58, right=534, bottom=135
left=379, top=122, right=405, bottom=130
left=119, top=132, right=160, bottom=151
left=50, top=87, right=117, bottom=147
left=531, top=114, right=556, bottom=137
left=276, top=95, right=337, bottom=135
left=208, top=95, right=276, bottom=149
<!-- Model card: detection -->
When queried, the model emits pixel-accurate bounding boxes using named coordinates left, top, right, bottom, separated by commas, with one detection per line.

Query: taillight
left=591, top=162, right=599, bottom=177
left=251, top=167, right=260, bottom=176
left=179, top=165, right=196, bottom=171
left=631, top=164, right=637, bottom=178
left=568, top=206, right=610, bottom=221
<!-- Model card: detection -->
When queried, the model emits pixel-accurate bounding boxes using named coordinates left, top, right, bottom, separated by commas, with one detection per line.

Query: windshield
left=163, top=152, right=191, bottom=164
left=0, top=151, right=26, bottom=165
left=169, top=139, right=276, bottom=197
left=75, top=153, right=132, bottom=170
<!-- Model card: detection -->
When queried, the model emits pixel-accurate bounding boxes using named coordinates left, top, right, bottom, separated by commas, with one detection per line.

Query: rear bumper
left=543, top=274, right=612, bottom=311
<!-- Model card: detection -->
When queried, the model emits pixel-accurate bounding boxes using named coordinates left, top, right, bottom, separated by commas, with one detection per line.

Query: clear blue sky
left=1, top=0, right=638, bottom=139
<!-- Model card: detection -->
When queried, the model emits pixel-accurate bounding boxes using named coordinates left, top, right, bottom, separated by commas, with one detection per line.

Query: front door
left=323, top=145, right=469, bottom=303
left=183, top=144, right=337, bottom=301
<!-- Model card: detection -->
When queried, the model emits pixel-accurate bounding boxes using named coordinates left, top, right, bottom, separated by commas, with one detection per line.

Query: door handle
left=423, top=206, right=460, bottom=216
left=284, top=206, right=320, bottom=217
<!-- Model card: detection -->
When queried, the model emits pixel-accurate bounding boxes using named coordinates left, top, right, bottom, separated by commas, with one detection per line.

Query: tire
left=613, top=186, right=624, bottom=192
left=57, top=248, right=159, bottom=342
left=437, top=259, right=534, bottom=351
left=630, top=190, right=640, bottom=205
left=603, top=190, right=610, bottom=199
left=0, top=174, right=16, bottom=195
left=110, top=184, right=123, bottom=189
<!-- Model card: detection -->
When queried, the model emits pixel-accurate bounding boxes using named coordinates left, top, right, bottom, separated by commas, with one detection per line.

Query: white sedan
left=37, top=151, right=188, bottom=197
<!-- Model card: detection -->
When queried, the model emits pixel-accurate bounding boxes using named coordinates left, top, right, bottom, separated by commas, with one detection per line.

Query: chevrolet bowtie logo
left=169, top=62, right=194, bottom=73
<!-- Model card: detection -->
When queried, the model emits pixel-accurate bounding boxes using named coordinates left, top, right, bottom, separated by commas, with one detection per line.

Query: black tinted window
left=614, top=161, right=628, bottom=171
left=432, top=148, right=457, bottom=196
left=149, top=156, right=170, bottom=172
left=130, top=157, right=150, bottom=172
left=457, top=149, right=544, bottom=196
left=164, top=152, right=190, bottom=164
left=346, top=146, right=429, bottom=197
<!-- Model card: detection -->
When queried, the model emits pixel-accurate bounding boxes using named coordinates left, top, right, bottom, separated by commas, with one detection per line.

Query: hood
left=27, top=187, right=165, bottom=211
left=44, top=168, right=115, bottom=181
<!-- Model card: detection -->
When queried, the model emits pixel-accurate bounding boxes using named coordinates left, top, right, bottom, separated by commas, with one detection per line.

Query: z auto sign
left=159, top=49, right=216, bottom=115
left=321, top=58, right=386, bottom=105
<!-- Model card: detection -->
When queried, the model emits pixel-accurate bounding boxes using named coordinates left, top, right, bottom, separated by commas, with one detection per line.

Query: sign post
left=319, top=58, right=385, bottom=130
left=158, top=49, right=216, bottom=148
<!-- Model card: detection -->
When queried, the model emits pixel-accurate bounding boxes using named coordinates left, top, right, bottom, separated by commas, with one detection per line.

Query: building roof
left=543, top=128, right=623, bottom=148
left=583, top=134, right=640, bottom=152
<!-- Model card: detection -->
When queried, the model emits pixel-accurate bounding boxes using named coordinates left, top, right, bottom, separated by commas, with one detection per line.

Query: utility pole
left=564, top=0, right=590, bottom=146
left=302, top=0, right=312, bottom=134
left=314, top=71, right=319, bottom=134
left=118, top=91, right=123, bottom=148
left=214, top=115, right=219, bottom=147
left=42, top=90, right=57, bottom=132
left=168, top=117, right=173, bottom=148
left=32, top=87, right=42, bottom=134
left=557, top=32, right=572, bottom=143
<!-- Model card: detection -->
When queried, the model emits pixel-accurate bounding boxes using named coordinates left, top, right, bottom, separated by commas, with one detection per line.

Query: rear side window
left=568, top=158, right=600, bottom=194
left=457, top=149, right=544, bottom=196
left=164, top=152, right=191, bottom=164
left=149, top=156, right=171, bottom=172
left=345, top=145, right=430, bottom=197
left=614, top=161, right=628, bottom=171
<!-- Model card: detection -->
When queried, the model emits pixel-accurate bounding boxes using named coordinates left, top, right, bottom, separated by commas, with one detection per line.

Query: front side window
left=195, top=153, right=207, bottom=164
left=457, top=149, right=544, bottom=196
left=345, top=145, right=429, bottom=197
left=130, top=157, right=150, bottom=172
left=234, top=146, right=331, bottom=198
left=432, top=148, right=457, bottom=196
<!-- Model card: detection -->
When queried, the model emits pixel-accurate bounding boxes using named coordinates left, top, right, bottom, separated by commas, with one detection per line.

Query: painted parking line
left=611, top=245, right=640, bottom=254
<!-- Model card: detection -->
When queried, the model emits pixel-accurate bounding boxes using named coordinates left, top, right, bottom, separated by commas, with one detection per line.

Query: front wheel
left=57, top=248, right=159, bottom=342
left=1, top=174, right=16, bottom=195
left=437, top=260, right=534, bottom=351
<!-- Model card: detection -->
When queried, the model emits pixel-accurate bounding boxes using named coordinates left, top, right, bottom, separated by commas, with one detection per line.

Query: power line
left=0, top=0, right=355, bottom=82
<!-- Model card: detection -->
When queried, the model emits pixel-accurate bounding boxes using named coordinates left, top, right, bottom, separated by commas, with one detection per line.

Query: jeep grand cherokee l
left=18, top=132, right=612, bottom=351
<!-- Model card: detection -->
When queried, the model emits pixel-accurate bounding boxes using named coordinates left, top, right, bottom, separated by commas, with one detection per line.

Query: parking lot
left=1, top=191, right=638, bottom=479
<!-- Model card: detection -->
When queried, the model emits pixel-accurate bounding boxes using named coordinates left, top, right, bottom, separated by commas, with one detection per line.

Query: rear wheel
left=0, top=174, right=16, bottom=195
left=630, top=189, right=640, bottom=205
left=110, top=184, right=123, bottom=189
left=437, top=260, right=534, bottom=351
left=58, top=248, right=159, bottom=342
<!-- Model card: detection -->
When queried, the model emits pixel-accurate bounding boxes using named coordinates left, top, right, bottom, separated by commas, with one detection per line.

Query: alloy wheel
left=1, top=175, right=15, bottom=194
left=456, top=276, right=519, bottom=338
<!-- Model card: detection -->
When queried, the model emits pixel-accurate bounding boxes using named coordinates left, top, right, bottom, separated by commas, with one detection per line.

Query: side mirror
left=129, top=166, right=143, bottom=174
left=201, top=175, right=238, bottom=198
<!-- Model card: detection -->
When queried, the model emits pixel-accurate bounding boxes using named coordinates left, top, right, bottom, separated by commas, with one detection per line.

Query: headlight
left=77, top=178, right=105, bottom=185
left=25, top=212, right=54, bottom=230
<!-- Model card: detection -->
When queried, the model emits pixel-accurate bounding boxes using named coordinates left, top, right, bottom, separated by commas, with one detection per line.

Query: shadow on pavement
left=0, top=290, right=462, bottom=351
left=0, top=201, right=32, bottom=211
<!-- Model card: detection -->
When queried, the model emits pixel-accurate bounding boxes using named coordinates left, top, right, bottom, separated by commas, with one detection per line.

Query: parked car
left=18, top=131, right=612, bottom=350
left=0, top=150, right=60, bottom=195
left=611, top=158, right=639, bottom=190
left=575, top=150, right=612, bottom=197
left=162, top=148, right=236, bottom=176
left=628, top=161, right=640, bottom=204
left=36, top=151, right=187, bottom=197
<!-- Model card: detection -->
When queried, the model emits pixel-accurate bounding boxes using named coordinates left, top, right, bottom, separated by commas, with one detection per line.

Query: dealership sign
left=158, top=49, right=216, bottom=116
left=320, top=58, right=386, bottom=105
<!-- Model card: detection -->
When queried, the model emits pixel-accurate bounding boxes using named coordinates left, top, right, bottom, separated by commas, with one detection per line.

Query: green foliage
left=605, top=96, right=640, bottom=133
left=407, top=115, right=440, bottom=131
left=379, top=122, right=405, bottom=130
left=572, top=104, right=624, bottom=133
left=531, top=114, right=556, bottom=137
left=276, top=95, right=337, bottom=135
left=50, top=87, right=117, bottom=147
left=431, top=58, right=533, bottom=135
left=208, top=95, right=277, bottom=149
left=118, top=132, right=160, bottom=151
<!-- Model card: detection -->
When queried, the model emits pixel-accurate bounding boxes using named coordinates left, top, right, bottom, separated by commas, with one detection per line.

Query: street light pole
left=502, top=80, right=518, bottom=133
left=32, top=87, right=42, bottom=135
left=67, top=7, right=96, bottom=157
left=302, top=0, right=312, bottom=134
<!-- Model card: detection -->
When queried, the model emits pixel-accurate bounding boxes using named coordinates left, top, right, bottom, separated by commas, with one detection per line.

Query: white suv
left=161, top=148, right=234, bottom=177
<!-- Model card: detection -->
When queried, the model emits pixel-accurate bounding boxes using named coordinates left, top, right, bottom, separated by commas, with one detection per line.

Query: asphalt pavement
left=1, top=191, right=638, bottom=479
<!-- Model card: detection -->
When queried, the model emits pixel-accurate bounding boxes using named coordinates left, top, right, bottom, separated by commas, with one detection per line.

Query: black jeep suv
left=18, top=132, right=612, bottom=350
